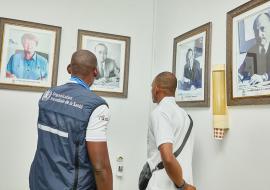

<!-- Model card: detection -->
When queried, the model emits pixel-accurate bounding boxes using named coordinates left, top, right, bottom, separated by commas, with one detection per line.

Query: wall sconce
left=212, top=64, right=229, bottom=139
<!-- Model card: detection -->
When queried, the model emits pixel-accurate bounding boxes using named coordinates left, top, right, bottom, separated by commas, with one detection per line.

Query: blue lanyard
left=70, top=76, right=91, bottom=91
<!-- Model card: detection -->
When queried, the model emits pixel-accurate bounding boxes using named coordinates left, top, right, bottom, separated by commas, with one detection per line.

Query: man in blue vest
left=29, top=50, right=113, bottom=190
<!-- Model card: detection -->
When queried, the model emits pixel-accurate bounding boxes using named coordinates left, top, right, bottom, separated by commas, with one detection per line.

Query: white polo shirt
left=146, top=97, right=194, bottom=190
left=85, top=104, right=110, bottom=142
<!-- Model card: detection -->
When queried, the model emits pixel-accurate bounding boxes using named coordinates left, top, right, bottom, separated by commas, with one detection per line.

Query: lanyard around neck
left=70, top=76, right=91, bottom=91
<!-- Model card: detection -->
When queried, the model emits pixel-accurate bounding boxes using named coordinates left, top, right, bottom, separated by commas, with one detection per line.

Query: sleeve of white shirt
left=85, top=104, right=110, bottom=142
left=151, top=110, right=174, bottom=148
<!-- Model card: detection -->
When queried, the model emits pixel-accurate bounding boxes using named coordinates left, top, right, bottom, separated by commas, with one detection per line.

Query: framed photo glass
left=173, top=23, right=211, bottom=107
left=227, top=0, right=270, bottom=105
left=77, top=30, right=130, bottom=98
left=0, top=18, right=61, bottom=92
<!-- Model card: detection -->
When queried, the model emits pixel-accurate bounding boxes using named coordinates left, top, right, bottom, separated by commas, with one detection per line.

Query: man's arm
left=249, top=73, right=269, bottom=85
left=112, top=60, right=120, bottom=78
left=86, top=105, right=112, bottom=190
left=238, top=60, right=251, bottom=81
left=159, top=143, right=196, bottom=190
left=87, top=142, right=113, bottom=190
left=159, top=143, right=184, bottom=187
left=6, top=55, right=15, bottom=78
left=39, top=55, right=48, bottom=80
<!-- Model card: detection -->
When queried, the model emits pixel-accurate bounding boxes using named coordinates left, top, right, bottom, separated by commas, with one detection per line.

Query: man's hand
left=183, top=77, right=191, bottom=83
left=184, top=183, right=196, bottom=190
left=249, top=74, right=264, bottom=85
left=6, top=72, right=15, bottom=78
left=190, top=85, right=196, bottom=90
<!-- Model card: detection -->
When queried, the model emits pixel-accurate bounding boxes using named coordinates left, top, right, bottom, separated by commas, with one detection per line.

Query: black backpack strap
left=154, top=114, right=193, bottom=171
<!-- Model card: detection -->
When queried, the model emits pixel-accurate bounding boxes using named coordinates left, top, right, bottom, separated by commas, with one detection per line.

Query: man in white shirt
left=146, top=72, right=196, bottom=190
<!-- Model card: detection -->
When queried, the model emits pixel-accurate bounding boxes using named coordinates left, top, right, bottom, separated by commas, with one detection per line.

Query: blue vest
left=29, top=82, right=107, bottom=190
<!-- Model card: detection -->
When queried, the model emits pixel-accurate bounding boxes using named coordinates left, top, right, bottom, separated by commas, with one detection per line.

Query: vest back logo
left=42, top=90, right=52, bottom=101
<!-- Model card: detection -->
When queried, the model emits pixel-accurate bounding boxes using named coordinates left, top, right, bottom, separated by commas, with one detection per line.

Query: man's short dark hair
left=70, top=50, right=97, bottom=77
left=186, top=48, right=194, bottom=63
left=154, top=72, right=177, bottom=95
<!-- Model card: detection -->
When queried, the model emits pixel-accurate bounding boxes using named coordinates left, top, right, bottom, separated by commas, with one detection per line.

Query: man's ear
left=93, top=68, right=98, bottom=77
left=154, top=85, right=159, bottom=96
left=67, top=64, right=71, bottom=74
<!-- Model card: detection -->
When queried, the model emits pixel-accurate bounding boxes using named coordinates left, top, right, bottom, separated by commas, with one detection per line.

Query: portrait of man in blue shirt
left=6, top=33, right=48, bottom=80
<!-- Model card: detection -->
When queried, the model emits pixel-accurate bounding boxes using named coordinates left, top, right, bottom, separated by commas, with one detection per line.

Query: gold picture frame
left=173, top=22, right=212, bottom=107
left=77, top=30, right=130, bottom=98
left=0, top=17, right=61, bottom=92
left=226, top=0, right=270, bottom=105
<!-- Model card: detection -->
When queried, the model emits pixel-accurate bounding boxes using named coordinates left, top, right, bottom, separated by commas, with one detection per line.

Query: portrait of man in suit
left=181, top=48, right=202, bottom=90
left=238, top=12, right=270, bottom=85
left=94, top=43, right=120, bottom=82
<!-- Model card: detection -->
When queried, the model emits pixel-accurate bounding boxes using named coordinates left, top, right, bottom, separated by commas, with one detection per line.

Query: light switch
left=116, top=156, right=124, bottom=177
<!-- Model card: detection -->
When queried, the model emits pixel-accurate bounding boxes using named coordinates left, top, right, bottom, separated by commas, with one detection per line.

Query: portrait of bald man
left=238, top=12, right=270, bottom=85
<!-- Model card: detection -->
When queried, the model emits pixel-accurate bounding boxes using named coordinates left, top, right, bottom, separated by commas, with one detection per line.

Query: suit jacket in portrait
left=96, top=58, right=119, bottom=80
left=238, top=43, right=270, bottom=81
left=182, top=59, right=202, bottom=90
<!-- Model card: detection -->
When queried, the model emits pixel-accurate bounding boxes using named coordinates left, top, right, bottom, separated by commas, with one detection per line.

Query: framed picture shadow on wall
left=77, top=30, right=130, bottom=98
left=227, top=0, right=270, bottom=105
left=0, top=17, right=61, bottom=92
left=172, top=22, right=212, bottom=107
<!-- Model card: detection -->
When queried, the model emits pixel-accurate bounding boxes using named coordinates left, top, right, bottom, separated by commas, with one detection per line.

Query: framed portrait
left=77, top=30, right=130, bottom=98
left=227, top=0, right=270, bottom=105
left=172, top=22, right=212, bottom=107
left=0, top=18, right=61, bottom=92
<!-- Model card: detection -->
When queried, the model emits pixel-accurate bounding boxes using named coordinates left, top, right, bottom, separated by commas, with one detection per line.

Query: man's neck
left=24, top=52, right=35, bottom=60
left=157, top=94, right=175, bottom=104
